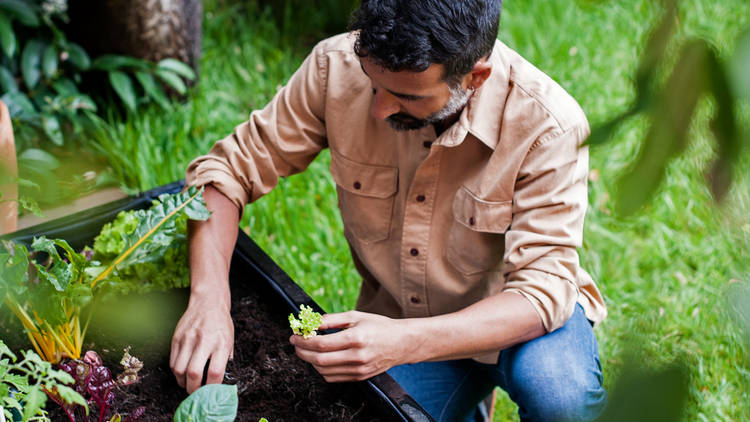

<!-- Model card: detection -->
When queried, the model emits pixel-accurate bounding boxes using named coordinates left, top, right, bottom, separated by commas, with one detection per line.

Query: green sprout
left=288, top=305, right=323, bottom=339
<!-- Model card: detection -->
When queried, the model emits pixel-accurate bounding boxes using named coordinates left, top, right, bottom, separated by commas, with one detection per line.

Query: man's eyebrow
left=360, top=62, right=428, bottom=101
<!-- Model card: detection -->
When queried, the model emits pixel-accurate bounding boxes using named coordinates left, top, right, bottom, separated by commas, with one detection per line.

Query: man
left=170, top=0, right=608, bottom=420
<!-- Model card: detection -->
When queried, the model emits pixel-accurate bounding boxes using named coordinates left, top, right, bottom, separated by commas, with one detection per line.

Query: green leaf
left=0, top=13, right=16, bottom=58
left=42, top=44, right=58, bottom=79
left=91, top=54, right=151, bottom=71
left=65, top=43, right=90, bottom=70
left=18, top=196, right=43, bottom=216
left=635, top=0, right=677, bottom=92
left=134, top=71, right=170, bottom=108
left=91, top=187, right=210, bottom=288
left=0, top=0, right=40, bottom=27
left=1, top=91, right=36, bottom=118
left=156, top=69, right=187, bottom=95
left=52, top=77, right=79, bottom=95
left=108, top=70, right=137, bottom=111
left=704, top=48, right=740, bottom=201
left=53, top=384, right=89, bottom=411
left=32, top=236, right=75, bottom=292
left=157, top=58, right=196, bottom=80
left=594, top=363, right=687, bottom=422
left=0, top=242, right=30, bottom=298
left=18, top=148, right=60, bottom=170
left=41, top=113, right=63, bottom=145
left=22, top=385, right=47, bottom=420
left=0, top=65, right=17, bottom=92
left=729, top=29, right=750, bottom=102
left=21, top=39, right=44, bottom=89
left=615, top=41, right=709, bottom=216
left=173, top=384, right=238, bottom=422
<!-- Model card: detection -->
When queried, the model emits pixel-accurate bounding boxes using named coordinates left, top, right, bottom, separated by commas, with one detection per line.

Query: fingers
left=185, top=345, right=212, bottom=394
left=206, top=345, right=232, bottom=385
left=170, top=327, right=195, bottom=389
left=170, top=305, right=234, bottom=392
left=294, top=347, right=364, bottom=368
left=290, top=327, right=363, bottom=353
left=318, top=311, right=361, bottom=330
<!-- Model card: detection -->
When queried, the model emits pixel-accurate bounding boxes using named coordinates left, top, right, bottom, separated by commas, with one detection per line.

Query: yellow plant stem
left=4, top=296, right=82, bottom=363
left=5, top=297, right=53, bottom=361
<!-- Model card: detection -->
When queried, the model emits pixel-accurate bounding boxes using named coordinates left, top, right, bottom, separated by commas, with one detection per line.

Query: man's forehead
left=359, top=57, right=446, bottom=89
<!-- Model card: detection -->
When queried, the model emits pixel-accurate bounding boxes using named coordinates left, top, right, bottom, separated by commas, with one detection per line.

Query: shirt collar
left=432, top=40, right=510, bottom=150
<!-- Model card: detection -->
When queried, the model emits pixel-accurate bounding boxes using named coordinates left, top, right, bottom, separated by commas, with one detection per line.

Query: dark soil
left=4, top=274, right=385, bottom=421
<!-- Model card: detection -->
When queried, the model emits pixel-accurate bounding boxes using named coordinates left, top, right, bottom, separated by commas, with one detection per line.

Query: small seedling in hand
left=289, top=305, right=322, bottom=339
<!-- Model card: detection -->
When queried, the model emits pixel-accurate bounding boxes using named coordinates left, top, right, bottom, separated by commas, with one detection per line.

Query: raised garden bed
left=2, top=181, right=433, bottom=422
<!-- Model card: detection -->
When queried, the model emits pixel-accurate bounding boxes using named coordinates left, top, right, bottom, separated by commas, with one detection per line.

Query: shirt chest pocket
left=330, top=152, right=398, bottom=244
left=446, top=187, right=513, bottom=276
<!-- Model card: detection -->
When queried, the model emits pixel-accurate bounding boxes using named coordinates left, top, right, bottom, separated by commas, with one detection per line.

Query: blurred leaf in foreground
left=595, top=362, right=688, bottom=422
left=588, top=0, right=747, bottom=216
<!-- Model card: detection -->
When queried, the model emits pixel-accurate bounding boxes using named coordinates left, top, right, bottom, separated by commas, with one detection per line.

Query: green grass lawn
left=88, top=0, right=750, bottom=420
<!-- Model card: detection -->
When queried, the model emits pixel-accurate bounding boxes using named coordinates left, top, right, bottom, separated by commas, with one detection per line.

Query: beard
left=385, top=84, right=473, bottom=132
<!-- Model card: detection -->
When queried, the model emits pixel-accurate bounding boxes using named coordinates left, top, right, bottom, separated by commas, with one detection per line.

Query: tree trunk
left=66, top=0, right=203, bottom=78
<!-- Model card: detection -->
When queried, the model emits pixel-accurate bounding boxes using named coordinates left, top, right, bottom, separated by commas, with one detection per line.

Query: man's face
left=360, top=57, right=472, bottom=131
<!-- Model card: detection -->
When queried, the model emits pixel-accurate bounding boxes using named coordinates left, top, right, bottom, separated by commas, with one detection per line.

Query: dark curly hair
left=349, top=0, right=502, bottom=84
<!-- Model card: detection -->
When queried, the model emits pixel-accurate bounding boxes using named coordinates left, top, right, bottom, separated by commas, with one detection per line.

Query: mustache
left=385, top=113, right=428, bottom=131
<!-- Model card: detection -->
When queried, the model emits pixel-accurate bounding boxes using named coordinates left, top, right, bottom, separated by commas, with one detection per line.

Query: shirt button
left=469, top=217, right=476, bottom=226
left=410, top=248, right=419, bottom=256
left=410, top=296, right=421, bottom=304
left=416, top=195, right=426, bottom=202
left=423, top=140, right=432, bottom=148
left=353, top=181, right=361, bottom=190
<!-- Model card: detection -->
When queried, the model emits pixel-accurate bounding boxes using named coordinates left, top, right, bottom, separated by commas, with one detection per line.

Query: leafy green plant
left=86, top=186, right=210, bottom=295
left=0, top=187, right=210, bottom=363
left=288, top=304, right=322, bottom=339
left=173, top=384, right=238, bottom=422
left=0, top=0, right=197, bottom=148
left=0, top=339, right=88, bottom=422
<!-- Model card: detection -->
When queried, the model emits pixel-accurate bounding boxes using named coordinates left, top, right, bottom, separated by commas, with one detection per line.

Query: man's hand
left=169, top=184, right=240, bottom=393
left=170, top=292, right=234, bottom=393
left=290, top=311, right=419, bottom=382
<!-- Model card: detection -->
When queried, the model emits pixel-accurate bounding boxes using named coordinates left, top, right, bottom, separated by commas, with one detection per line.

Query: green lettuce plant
left=288, top=305, right=323, bottom=339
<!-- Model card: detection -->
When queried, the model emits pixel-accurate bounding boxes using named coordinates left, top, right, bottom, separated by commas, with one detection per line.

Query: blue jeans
left=387, top=304, right=606, bottom=422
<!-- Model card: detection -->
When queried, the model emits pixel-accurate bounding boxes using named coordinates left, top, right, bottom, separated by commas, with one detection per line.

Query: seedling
left=288, top=305, right=323, bottom=339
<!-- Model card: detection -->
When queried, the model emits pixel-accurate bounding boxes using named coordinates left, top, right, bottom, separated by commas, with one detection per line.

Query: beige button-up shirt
left=186, top=33, right=606, bottom=362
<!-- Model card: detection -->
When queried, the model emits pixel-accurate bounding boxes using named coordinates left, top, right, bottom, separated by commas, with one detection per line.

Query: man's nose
left=370, top=89, right=400, bottom=121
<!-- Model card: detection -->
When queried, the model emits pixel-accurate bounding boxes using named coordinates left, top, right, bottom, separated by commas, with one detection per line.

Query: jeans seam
left=438, top=366, right=475, bottom=422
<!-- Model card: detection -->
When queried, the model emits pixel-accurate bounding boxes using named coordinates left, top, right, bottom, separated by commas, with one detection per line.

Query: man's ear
left=463, top=58, right=492, bottom=91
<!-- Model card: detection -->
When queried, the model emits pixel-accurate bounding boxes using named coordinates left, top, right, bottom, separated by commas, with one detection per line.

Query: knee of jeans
left=506, top=362, right=606, bottom=422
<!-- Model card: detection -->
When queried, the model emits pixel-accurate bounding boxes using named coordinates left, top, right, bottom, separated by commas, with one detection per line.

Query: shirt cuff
left=185, top=158, right=250, bottom=214
left=503, top=269, right=578, bottom=332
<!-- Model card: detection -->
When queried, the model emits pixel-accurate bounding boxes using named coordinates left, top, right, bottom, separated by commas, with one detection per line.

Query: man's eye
left=372, top=88, right=377, bottom=95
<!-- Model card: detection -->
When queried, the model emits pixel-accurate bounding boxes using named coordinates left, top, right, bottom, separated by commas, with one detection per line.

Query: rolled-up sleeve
left=186, top=42, right=329, bottom=212
left=502, top=124, right=590, bottom=332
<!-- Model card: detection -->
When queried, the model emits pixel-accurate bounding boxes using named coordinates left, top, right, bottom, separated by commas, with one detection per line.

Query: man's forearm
left=405, top=291, right=546, bottom=362
left=187, top=185, right=241, bottom=309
